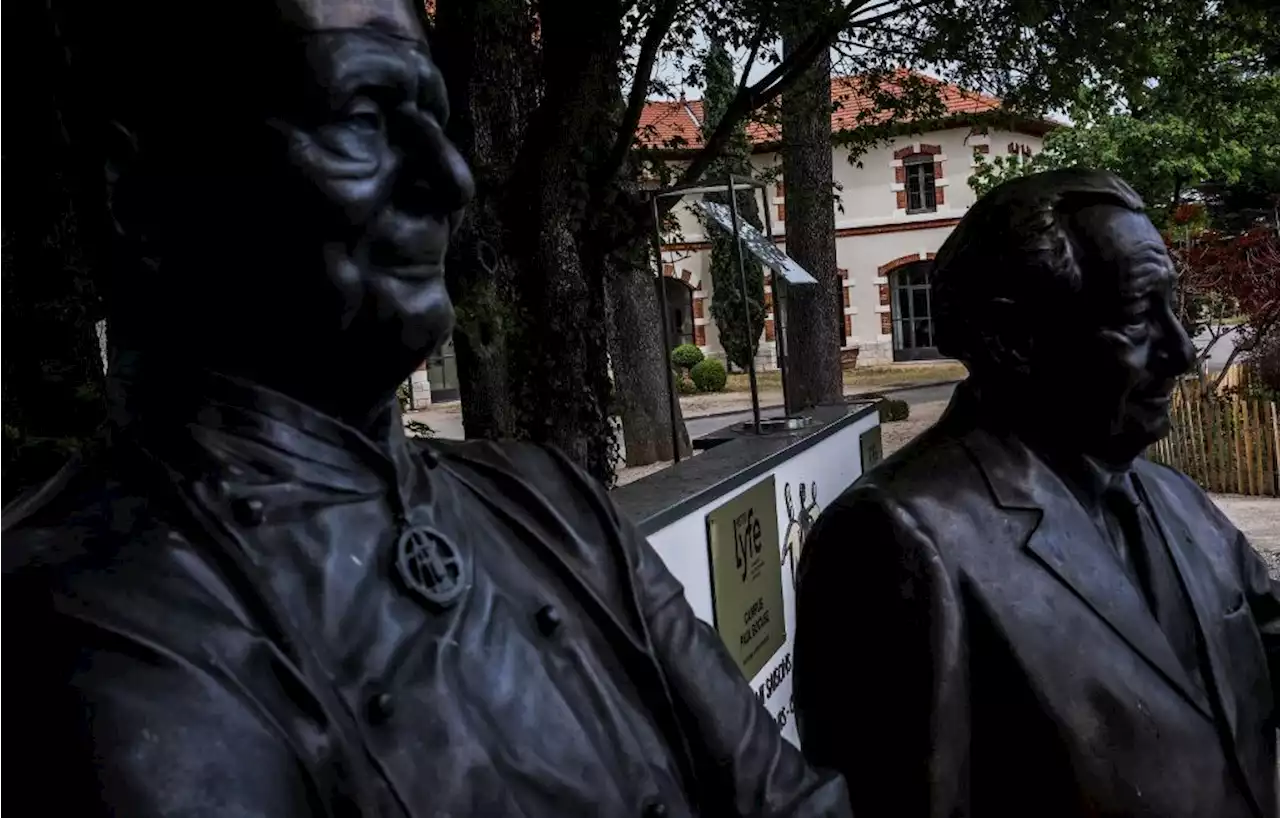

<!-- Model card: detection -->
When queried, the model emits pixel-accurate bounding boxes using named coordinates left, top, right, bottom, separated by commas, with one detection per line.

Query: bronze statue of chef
left=4, top=1, right=850, bottom=815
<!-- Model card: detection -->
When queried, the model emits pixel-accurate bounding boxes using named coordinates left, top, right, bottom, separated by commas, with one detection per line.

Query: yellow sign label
left=860, top=425, right=884, bottom=470
left=705, top=476, right=786, bottom=680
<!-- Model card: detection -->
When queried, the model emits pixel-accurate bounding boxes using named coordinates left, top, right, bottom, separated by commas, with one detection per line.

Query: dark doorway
left=427, top=336, right=460, bottom=402
left=661, top=276, right=696, bottom=349
left=890, top=261, right=941, bottom=361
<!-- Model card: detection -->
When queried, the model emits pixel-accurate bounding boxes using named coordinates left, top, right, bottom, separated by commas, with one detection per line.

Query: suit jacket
left=3, top=374, right=849, bottom=818
left=794, top=389, right=1279, bottom=818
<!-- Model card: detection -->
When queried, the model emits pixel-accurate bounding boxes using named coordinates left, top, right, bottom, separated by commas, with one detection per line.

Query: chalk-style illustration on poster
left=781, top=481, right=820, bottom=587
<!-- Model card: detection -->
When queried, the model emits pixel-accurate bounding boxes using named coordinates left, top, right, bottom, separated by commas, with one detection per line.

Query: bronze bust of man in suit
left=794, top=168, right=1278, bottom=818
left=2, top=0, right=850, bottom=815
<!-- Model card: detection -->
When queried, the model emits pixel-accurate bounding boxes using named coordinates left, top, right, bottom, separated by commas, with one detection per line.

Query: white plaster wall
left=656, top=125, right=1045, bottom=367
left=409, top=368, right=432, bottom=409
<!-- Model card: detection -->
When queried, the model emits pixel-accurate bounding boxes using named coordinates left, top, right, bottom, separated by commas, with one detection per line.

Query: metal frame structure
left=648, top=174, right=793, bottom=464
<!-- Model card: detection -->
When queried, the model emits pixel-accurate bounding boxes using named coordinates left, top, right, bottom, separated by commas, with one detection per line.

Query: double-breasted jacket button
left=231, top=497, right=265, bottom=527
left=535, top=604, right=562, bottom=637
left=366, top=692, right=395, bottom=725
left=641, top=801, right=668, bottom=818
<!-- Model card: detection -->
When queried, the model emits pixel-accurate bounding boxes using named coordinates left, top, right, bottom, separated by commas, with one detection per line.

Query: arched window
left=890, top=261, right=940, bottom=361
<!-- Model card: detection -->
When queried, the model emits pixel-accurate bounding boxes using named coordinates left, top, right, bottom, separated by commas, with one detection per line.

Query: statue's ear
left=976, top=297, right=1034, bottom=377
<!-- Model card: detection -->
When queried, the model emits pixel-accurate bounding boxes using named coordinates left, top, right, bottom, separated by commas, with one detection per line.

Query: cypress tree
left=701, top=40, right=767, bottom=372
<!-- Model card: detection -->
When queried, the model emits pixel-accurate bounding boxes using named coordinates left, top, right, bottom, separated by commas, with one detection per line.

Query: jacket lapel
left=1135, top=467, right=1275, bottom=817
left=961, top=427, right=1215, bottom=720
left=1134, top=470, right=1239, bottom=739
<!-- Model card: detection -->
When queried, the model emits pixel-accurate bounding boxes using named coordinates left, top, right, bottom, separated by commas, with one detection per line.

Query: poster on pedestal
left=705, top=476, right=786, bottom=680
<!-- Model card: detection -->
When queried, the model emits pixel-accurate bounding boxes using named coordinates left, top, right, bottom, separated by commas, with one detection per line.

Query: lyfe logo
left=733, top=507, right=763, bottom=582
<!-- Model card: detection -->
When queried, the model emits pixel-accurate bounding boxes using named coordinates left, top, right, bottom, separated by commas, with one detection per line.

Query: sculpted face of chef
left=108, top=0, right=474, bottom=417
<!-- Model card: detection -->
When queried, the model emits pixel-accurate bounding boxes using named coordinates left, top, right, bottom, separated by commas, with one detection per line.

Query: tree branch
left=847, top=0, right=915, bottom=23
left=736, top=19, right=766, bottom=98
left=676, top=0, right=873, bottom=189
left=848, top=0, right=936, bottom=29
left=602, top=0, right=683, bottom=184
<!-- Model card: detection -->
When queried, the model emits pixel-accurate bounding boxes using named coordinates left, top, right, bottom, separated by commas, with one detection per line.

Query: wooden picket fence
left=1147, top=365, right=1280, bottom=497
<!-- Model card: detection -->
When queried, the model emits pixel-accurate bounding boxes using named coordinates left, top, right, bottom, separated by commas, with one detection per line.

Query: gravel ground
left=1211, top=495, right=1280, bottom=579
left=881, top=400, right=950, bottom=457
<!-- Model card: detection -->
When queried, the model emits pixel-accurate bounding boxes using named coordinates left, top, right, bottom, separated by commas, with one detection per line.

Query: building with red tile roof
left=645, top=72, right=1059, bottom=368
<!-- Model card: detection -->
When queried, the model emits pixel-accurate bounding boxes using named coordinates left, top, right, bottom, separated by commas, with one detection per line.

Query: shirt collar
left=112, top=368, right=424, bottom=505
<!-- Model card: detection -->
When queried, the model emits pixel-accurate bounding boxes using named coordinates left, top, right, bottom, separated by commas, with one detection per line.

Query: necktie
left=1102, top=474, right=1205, bottom=685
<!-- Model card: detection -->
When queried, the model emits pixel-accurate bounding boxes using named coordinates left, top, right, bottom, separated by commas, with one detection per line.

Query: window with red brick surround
left=893, top=145, right=943, bottom=214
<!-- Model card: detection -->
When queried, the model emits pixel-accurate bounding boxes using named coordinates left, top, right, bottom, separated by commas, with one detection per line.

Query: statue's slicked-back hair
left=931, top=168, right=1145, bottom=374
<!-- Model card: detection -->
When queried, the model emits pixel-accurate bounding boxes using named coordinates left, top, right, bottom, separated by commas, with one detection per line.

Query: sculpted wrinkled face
left=158, top=8, right=476, bottom=412
left=279, top=21, right=474, bottom=357
left=1041, top=206, right=1196, bottom=463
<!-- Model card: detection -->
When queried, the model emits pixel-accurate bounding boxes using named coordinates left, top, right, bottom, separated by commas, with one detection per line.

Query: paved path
left=1212, top=495, right=1280, bottom=578
left=406, top=381, right=963, bottom=444
left=687, top=382, right=958, bottom=440
left=1194, top=326, right=1243, bottom=372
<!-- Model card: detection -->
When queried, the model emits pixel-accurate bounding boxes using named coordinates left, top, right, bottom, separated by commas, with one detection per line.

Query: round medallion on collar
left=395, top=524, right=470, bottom=609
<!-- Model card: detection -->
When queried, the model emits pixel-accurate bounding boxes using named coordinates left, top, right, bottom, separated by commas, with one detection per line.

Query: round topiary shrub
left=690, top=358, right=728, bottom=393
left=675, top=373, right=698, bottom=395
left=670, top=343, right=705, bottom=372
left=878, top=398, right=910, bottom=422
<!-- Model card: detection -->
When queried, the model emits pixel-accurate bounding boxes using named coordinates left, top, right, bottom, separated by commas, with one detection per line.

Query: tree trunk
left=446, top=207, right=519, bottom=440
left=486, top=0, right=625, bottom=483
left=604, top=237, right=691, bottom=466
left=780, top=29, right=843, bottom=409
left=432, top=0, right=538, bottom=441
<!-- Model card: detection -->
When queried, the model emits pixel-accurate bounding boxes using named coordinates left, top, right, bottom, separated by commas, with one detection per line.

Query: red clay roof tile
left=639, top=70, right=1010, bottom=150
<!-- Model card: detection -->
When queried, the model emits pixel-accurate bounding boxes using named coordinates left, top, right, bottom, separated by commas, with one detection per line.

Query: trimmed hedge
left=690, top=358, right=728, bottom=393
left=670, top=343, right=705, bottom=371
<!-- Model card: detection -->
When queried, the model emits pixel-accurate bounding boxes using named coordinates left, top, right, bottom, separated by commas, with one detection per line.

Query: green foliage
left=1250, top=329, right=1280, bottom=394
left=670, top=343, right=705, bottom=371
left=396, top=381, right=414, bottom=411
left=675, top=372, right=698, bottom=395
left=968, top=18, right=1280, bottom=229
left=690, top=358, right=728, bottom=393
left=968, top=151, right=1055, bottom=200
left=701, top=39, right=767, bottom=373
left=877, top=398, right=910, bottom=423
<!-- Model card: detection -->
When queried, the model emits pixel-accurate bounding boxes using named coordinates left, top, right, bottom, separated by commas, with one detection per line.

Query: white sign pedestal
left=614, top=404, right=882, bottom=748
